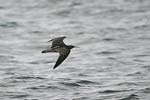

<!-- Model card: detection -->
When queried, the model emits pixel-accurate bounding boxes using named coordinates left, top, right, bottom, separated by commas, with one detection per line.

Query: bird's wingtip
left=53, top=66, right=57, bottom=69
left=53, top=64, right=59, bottom=69
left=48, top=36, right=67, bottom=42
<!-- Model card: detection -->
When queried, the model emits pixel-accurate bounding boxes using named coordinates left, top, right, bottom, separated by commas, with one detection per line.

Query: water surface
left=0, top=0, right=150, bottom=100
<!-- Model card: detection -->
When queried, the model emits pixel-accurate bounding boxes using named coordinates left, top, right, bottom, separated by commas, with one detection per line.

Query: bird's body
left=42, top=37, right=76, bottom=69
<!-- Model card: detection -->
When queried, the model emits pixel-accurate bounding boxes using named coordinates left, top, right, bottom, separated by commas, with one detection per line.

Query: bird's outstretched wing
left=48, top=36, right=66, bottom=48
left=53, top=47, right=70, bottom=69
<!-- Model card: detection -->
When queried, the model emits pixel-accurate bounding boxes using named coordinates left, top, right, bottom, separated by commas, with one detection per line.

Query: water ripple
left=119, top=94, right=139, bottom=100
left=0, top=22, right=19, bottom=28
left=76, top=80, right=98, bottom=85
left=0, top=0, right=150, bottom=99
left=59, top=82, right=81, bottom=87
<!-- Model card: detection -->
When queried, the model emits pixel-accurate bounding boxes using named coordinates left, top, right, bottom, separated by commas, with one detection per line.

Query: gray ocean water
left=0, top=0, right=150, bottom=100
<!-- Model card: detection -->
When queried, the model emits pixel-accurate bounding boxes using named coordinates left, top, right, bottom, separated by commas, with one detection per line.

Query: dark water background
left=0, top=0, right=150, bottom=100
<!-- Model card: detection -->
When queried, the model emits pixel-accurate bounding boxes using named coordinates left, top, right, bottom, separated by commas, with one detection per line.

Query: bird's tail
left=41, top=50, right=54, bottom=53
left=41, top=50, right=49, bottom=53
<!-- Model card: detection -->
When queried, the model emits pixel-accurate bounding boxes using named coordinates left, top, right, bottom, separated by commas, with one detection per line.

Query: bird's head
left=62, top=36, right=67, bottom=39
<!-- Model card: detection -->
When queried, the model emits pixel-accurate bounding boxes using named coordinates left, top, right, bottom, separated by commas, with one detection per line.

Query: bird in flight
left=41, top=36, right=76, bottom=69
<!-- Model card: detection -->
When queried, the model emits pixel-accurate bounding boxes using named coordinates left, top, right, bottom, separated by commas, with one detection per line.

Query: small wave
left=105, top=27, right=127, bottom=32
left=133, top=54, right=150, bottom=57
left=26, top=86, right=39, bottom=90
left=119, top=94, right=139, bottom=100
left=59, top=82, right=81, bottom=87
left=27, top=85, right=67, bottom=91
left=126, top=71, right=142, bottom=76
left=134, top=24, right=149, bottom=30
left=99, top=89, right=130, bottom=94
left=96, top=51, right=120, bottom=55
left=76, top=80, right=97, bottom=85
left=140, top=87, right=150, bottom=93
left=31, top=30, right=42, bottom=34
left=3, top=92, right=30, bottom=99
left=0, top=84, right=15, bottom=87
left=78, top=73, right=89, bottom=77
left=117, top=82, right=138, bottom=86
left=102, top=38, right=116, bottom=41
left=72, top=97, right=88, bottom=100
left=34, top=85, right=59, bottom=89
left=29, top=60, right=54, bottom=64
left=0, top=22, right=19, bottom=28
left=107, top=57, right=117, bottom=60
left=70, top=1, right=82, bottom=6
left=0, top=55, right=14, bottom=59
left=14, top=76, right=45, bottom=80
left=10, top=94, right=30, bottom=99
